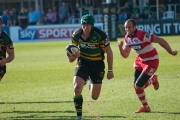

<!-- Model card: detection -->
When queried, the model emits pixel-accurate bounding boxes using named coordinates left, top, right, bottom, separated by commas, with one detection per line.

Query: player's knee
left=74, top=86, right=82, bottom=95
left=134, top=83, right=144, bottom=90
left=92, top=96, right=98, bottom=100
left=91, top=94, right=99, bottom=100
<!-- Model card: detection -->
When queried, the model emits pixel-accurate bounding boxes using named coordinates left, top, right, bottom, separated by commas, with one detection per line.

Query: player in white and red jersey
left=118, top=19, right=178, bottom=113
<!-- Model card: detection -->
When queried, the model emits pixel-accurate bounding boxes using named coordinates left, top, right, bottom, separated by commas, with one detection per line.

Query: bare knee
left=91, top=95, right=99, bottom=100
left=134, top=84, right=144, bottom=90
left=74, top=85, right=83, bottom=96
left=73, top=76, right=85, bottom=96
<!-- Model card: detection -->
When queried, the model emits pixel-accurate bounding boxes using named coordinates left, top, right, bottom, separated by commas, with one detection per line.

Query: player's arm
left=0, top=47, right=14, bottom=66
left=102, top=46, right=114, bottom=80
left=153, top=35, right=178, bottom=56
left=102, top=46, right=113, bottom=70
left=118, top=41, right=131, bottom=58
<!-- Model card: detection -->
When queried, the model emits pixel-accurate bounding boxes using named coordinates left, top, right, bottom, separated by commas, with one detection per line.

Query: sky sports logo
left=19, top=29, right=37, bottom=40
left=18, top=25, right=102, bottom=40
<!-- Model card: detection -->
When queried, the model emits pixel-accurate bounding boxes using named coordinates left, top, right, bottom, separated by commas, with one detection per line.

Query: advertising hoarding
left=10, top=23, right=103, bottom=42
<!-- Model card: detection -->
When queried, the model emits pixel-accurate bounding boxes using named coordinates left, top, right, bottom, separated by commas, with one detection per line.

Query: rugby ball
left=66, top=44, right=80, bottom=57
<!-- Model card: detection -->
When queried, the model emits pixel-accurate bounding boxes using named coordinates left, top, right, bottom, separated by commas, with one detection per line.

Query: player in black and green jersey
left=0, top=16, right=14, bottom=81
left=67, top=14, right=114, bottom=120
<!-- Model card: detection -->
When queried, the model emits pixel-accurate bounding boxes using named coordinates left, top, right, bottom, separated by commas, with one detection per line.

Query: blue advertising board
left=2, top=26, right=10, bottom=35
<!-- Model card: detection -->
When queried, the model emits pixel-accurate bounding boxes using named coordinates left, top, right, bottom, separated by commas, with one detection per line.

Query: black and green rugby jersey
left=0, top=30, right=14, bottom=58
left=72, top=27, right=110, bottom=61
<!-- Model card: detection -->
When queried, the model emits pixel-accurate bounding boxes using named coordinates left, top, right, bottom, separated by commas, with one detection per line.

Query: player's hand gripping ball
left=66, top=44, right=80, bottom=57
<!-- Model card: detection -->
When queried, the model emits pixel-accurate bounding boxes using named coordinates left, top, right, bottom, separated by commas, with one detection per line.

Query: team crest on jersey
left=92, top=37, right=97, bottom=42
left=133, top=38, right=139, bottom=43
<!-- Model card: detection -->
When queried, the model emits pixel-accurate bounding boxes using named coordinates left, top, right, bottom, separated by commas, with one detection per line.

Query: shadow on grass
left=0, top=101, right=72, bottom=104
left=2, top=115, right=126, bottom=120
left=0, top=101, right=126, bottom=119
left=150, top=111, right=180, bottom=114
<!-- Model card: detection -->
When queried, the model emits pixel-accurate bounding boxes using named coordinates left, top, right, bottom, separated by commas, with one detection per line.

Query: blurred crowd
left=117, top=0, right=171, bottom=22
left=0, top=0, right=179, bottom=27
left=0, top=0, right=90, bottom=27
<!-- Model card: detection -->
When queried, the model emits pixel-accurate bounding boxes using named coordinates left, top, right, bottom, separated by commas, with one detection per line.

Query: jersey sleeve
left=3, top=32, right=14, bottom=49
left=141, top=31, right=155, bottom=42
left=99, top=32, right=110, bottom=48
left=71, top=31, right=79, bottom=46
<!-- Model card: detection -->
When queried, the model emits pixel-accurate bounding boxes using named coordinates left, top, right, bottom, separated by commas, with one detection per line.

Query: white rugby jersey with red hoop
left=124, top=29, right=159, bottom=75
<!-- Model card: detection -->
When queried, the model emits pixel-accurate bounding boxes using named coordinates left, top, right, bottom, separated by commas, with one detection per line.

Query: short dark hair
left=126, top=19, right=136, bottom=27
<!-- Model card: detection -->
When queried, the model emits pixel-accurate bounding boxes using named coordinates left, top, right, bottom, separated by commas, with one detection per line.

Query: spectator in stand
left=28, top=7, right=38, bottom=25
left=18, top=8, right=28, bottom=29
left=46, top=8, right=56, bottom=24
left=128, top=0, right=134, bottom=10
left=66, top=1, right=72, bottom=16
left=59, top=1, right=69, bottom=24
left=36, top=6, right=44, bottom=22
left=141, top=3, right=151, bottom=20
left=43, top=15, right=49, bottom=25
left=131, top=3, right=140, bottom=20
left=82, top=0, right=92, bottom=15
left=36, top=18, right=43, bottom=25
left=5, top=9, right=10, bottom=15
left=9, top=10, right=16, bottom=26
left=67, top=12, right=75, bottom=24
left=12, top=7, right=18, bottom=25
left=159, top=3, right=166, bottom=19
left=52, top=6, right=58, bottom=24
left=118, top=2, right=131, bottom=22
left=1, top=10, right=10, bottom=26
left=74, top=3, right=81, bottom=19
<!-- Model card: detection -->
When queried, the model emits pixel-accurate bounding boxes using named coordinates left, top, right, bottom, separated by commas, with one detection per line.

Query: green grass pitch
left=0, top=36, right=180, bottom=120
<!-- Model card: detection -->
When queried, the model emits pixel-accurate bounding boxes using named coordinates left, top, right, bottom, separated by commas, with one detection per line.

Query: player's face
left=82, top=24, right=92, bottom=35
left=124, top=21, right=136, bottom=35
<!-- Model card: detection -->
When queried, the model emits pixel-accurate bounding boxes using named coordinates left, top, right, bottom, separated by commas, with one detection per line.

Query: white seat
left=94, top=15, right=103, bottom=23
left=162, top=11, right=174, bottom=19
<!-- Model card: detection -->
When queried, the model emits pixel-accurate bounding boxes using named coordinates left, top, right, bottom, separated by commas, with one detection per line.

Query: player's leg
left=90, top=83, right=102, bottom=100
left=144, top=74, right=159, bottom=90
left=143, top=60, right=159, bottom=90
left=133, top=62, right=149, bottom=112
left=0, top=66, right=6, bottom=82
left=134, top=60, right=159, bottom=113
left=89, top=61, right=105, bottom=100
left=134, top=71, right=151, bottom=113
left=73, top=76, right=85, bottom=118
left=73, top=62, right=89, bottom=119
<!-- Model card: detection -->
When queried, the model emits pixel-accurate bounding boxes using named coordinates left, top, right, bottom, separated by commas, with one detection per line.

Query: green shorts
left=0, top=65, right=6, bottom=79
left=75, top=58, right=105, bottom=84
